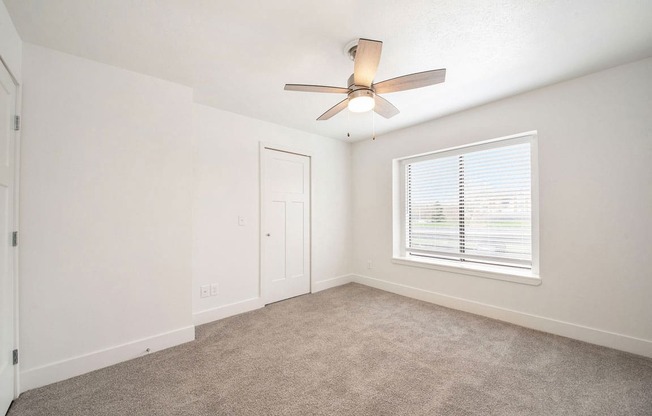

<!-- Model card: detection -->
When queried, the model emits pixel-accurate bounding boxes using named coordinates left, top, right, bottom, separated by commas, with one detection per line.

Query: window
left=394, top=132, right=539, bottom=283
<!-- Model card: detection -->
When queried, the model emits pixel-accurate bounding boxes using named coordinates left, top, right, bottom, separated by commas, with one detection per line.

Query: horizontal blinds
left=406, top=141, right=532, bottom=268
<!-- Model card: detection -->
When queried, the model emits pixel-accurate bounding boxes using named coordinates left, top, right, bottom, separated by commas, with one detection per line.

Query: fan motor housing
left=348, top=88, right=374, bottom=100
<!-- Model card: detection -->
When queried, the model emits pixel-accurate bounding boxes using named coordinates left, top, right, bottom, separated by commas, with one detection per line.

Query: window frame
left=392, top=131, right=540, bottom=285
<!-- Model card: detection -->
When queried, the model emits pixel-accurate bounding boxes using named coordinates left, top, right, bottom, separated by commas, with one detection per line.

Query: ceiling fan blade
left=317, top=98, right=349, bottom=121
left=284, top=84, right=350, bottom=94
left=353, top=38, right=382, bottom=87
left=374, top=95, right=400, bottom=119
left=373, top=69, right=446, bottom=94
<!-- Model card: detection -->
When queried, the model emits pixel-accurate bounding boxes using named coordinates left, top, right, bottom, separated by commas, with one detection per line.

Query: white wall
left=19, top=44, right=195, bottom=390
left=0, top=1, right=21, bottom=82
left=352, top=57, right=652, bottom=357
left=192, top=103, right=352, bottom=324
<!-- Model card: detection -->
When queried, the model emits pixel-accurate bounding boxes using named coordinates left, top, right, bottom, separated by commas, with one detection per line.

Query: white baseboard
left=193, top=297, right=264, bottom=326
left=193, top=275, right=354, bottom=326
left=351, top=274, right=652, bottom=358
left=20, top=325, right=195, bottom=392
left=312, top=274, right=354, bottom=293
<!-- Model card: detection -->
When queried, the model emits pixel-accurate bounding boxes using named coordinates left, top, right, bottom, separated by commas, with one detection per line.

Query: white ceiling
left=4, top=0, right=652, bottom=141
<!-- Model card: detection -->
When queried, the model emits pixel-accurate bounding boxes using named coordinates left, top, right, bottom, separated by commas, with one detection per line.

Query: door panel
left=286, top=201, right=304, bottom=279
left=266, top=200, right=286, bottom=282
left=262, top=148, right=310, bottom=304
left=0, top=62, right=17, bottom=415
left=269, top=158, right=304, bottom=194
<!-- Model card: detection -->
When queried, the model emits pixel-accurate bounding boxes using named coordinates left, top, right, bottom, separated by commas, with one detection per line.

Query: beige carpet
left=9, top=283, right=652, bottom=415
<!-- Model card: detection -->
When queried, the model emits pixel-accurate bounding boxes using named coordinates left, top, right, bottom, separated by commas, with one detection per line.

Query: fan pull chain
left=347, top=108, right=351, bottom=138
left=372, top=110, right=376, bottom=141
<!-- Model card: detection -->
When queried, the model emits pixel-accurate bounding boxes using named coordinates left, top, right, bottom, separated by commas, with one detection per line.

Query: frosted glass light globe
left=348, top=90, right=375, bottom=113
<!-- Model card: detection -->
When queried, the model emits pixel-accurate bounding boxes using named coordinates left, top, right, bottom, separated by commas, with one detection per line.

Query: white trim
left=0, top=55, right=21, bottom=400
left=259, top=142, right=312, bottom=159
left=193, top=297, right=264, bottom=326
left=392, top=160, right=407, bottom=257
left=12, top=82, right=21, bottom=399
left=351, top=274, right=652, bottom=358
left=394, top=130, right=538, bottom=163
left=311, top=275, right=354, bottom=293
left=14, top=79, right=23, bottom=399
left=0, top=56, right=19, bottom=86
left=392, top=256, right=541, bottom=286
left=20, top=326, right=196, bottom=392
left=195, top=274, right=354, bottom=326
left=530, top=135, right=540, bottom=275
left=393, top=131, right=540, bottom=277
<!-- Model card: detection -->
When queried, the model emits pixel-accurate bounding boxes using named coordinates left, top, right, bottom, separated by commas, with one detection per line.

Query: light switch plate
left=200, top=285, right=210, bottom=298
left=238, top=216, right=246, bottom=226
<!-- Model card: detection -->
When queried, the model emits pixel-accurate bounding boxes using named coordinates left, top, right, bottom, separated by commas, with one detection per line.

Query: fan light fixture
left=348, top=89, right=375, bottom=113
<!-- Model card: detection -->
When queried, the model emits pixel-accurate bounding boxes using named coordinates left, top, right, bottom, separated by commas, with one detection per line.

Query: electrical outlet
left=210, top=283, right=219, bottom=296
left=200, top=285, right=210, bottom=298
left=367, top=260, right=372, bottom=269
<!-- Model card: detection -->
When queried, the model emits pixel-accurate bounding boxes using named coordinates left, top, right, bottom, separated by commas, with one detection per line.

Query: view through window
left=403, top=135, right=535, bottom=269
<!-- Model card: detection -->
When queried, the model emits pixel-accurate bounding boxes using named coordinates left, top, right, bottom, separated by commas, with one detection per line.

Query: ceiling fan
left=284, top=38, right=446, bottom=121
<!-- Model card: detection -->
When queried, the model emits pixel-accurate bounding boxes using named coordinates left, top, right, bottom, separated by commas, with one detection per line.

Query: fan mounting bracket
left=343, top=39, right=359, bottom=61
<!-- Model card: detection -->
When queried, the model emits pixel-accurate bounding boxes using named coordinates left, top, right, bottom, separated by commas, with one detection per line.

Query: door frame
left=0, top=55, right=21, bottom=399
left=259, top=142, right=312, bottom=304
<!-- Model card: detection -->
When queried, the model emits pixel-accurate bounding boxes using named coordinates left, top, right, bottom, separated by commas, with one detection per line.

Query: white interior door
left=262, top=148, right=310, bottom=304
left=0, top=62, right=17, bottom=413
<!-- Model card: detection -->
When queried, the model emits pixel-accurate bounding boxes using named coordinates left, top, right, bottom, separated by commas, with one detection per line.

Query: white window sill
left=391, top=256, right=541, bottom=286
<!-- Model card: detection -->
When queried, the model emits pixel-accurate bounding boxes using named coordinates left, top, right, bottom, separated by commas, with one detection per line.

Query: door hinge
left=12, top=349, right=18, bottom=365
left=12, top=231, right=17, bottom=247
left=13, top=115, right=20, bottom=131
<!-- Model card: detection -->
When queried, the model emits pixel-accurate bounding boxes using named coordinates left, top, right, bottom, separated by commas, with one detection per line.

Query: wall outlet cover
left=210, top=283, right=219, bottom=296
